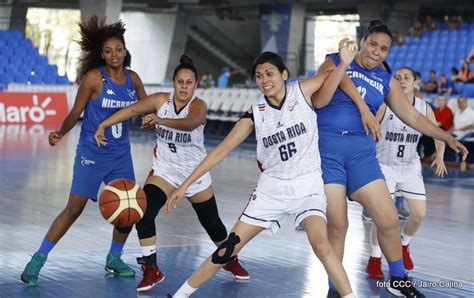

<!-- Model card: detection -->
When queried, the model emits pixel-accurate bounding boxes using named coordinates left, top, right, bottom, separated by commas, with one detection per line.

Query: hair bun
left=369, top=20, right=384, bottom=29
left=179, top=54, right=194, bottom=65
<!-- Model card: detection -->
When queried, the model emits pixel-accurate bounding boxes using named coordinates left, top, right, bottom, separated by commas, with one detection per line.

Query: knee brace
left=115, top=225, right=133, bottom=234
left=136, top=184, right=167, bottom=239
left=192, top=196, right=227, bottom=242
left=211, top=232, right=241, bottom=264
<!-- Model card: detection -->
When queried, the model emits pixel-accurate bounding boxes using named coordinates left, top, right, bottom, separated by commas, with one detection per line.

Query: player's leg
left=366, top=164, right=397, bottom=279
left=21, top=147, right=103, bottom=286
left=302, top=215, right=354, bottom=297
left=189, top=185, right=250, bottom=280
left=135, top=175, right=176, bottom=291
left=173, top=221, right=264, bottom=298
left=104, top=150, right=137, bottom=277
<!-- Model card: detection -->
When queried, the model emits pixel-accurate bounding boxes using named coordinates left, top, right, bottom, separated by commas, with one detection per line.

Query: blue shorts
left=70, top=143, right=135, bottom=201
left=318, top=131, right=384, bottom=195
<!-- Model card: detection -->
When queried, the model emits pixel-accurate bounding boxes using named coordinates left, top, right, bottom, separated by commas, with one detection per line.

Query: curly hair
left=77, top=16, right=131, bottom=78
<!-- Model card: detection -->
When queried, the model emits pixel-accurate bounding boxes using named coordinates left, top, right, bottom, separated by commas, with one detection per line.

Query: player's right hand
left=339, top=38, right=358, bottom=66
left=94, top=126, right=108, bottom=147
left=48, top=131, right=63, bottom=146
left=166, top=187, right=186, bottom=213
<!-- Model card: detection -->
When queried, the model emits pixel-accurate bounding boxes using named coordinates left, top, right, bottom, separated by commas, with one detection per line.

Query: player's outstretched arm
left=166, top=117, right=254, bottom=213
left=94, top=93, right=165, bottom=146
left=386, top=79, right=468, bottom=161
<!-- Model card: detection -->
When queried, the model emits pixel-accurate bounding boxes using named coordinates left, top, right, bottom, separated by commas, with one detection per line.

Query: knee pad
left=192, top=196, right=227, bottom=242
left=115, top=225, right=133, bottom=234
left=211, top=232, right=241, bottom=264
left=136, top=184, right=167, bottom=239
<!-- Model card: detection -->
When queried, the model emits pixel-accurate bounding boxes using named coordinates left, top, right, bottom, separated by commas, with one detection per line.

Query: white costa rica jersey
left=252, top=82, right=321, bottom=180
left=377, top=96, right=427, bottom=166
left=153, top=92, right=207, bottom=174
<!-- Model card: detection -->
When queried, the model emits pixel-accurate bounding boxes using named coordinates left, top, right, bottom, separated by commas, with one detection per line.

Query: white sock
left=401, top=231, right=413, bottom=246
left=342, top=293, right=356, bottom=298
left=141, top=245, right=156, bottom=257
left=174, top=280, right=197, bottom=298
left=370, top=245, right=382, bottom=258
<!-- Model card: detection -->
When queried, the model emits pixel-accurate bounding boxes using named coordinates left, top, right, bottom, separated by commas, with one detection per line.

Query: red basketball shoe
left=223, top=255, right=249, bottom=280
left=402, top=245, right=414, bottom=270
left=365, top=256, right=384, bottom=279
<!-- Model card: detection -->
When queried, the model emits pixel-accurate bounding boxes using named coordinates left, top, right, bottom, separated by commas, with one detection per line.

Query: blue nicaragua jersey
left=315, top=53, right=392, bottom=134
left=79, top=67, right=138, bottom=149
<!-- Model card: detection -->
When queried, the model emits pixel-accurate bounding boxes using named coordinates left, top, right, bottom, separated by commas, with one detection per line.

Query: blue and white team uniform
left=240, top=82, right=327, bottom=234
left=315, top=53, right=392, bottom=195
left=70, top=67, right=138, bottom=201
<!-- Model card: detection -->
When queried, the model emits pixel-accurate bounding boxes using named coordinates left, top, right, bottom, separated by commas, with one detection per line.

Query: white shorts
left=151, top=162, right=212, bottom=197
left=239, top=172, right=327, bottom=235
left=381, top=162, right=426, bottom=200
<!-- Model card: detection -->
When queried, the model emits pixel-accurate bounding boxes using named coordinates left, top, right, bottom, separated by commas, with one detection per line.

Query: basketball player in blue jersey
left=313, top=20, right=468, bottom=298
left=365, top=66, right=447, bottom=279
left=21, top=16, right=146, bottom=286
left=95, top=55, right=249, bottom=292
left=164, top=41, right=359, bottom=298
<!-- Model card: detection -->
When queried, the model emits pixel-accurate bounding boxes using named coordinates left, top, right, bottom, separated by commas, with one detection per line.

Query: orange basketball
left=99, top=179, right=147, bottom=227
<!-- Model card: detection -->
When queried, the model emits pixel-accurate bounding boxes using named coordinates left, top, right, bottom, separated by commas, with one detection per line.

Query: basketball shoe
left=136, top=254, right=165, bottom=292
left=387, top=274, right=425, bottom=297
left=365, top=256, right=384, bottom=279
left=223, top=255, right=250, bottom=280
left=397, top=203, right=410, bottom=220
left=105, top=252, right=135, bottom=277
left=402, top=245, right=414, bottom=270
left=21, top=252, right=47, bottom=286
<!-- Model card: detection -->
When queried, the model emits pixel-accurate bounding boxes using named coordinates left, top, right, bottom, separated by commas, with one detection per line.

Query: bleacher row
left=7, top=84, right=474, bottom=123
left=386, top=22, right=474, bottom=97
left=0, top=30, right=69, bottom=90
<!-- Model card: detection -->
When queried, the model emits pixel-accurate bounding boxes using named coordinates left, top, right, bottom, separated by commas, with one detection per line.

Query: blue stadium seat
left=28, top=75, right=42, bottom=84
left=13, top=74, right=29, bottom=84
left=454, top=83, right=464, bottom=94
left=42, top=76, right=56, bottom=84
left=56, top=75, right=70, bottom=85
left=462, top=84, right=474, bottom=97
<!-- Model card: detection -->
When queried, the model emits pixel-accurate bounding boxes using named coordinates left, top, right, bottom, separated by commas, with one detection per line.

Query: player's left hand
left=431, top=157, right=447, bottom=177
left=141, top=113, right=160, bottom=130
left=166, top=187, right=186, bottom=213
left=447, top=137, right=469, bottom=161
left=339, top=38, right=358, bottom=66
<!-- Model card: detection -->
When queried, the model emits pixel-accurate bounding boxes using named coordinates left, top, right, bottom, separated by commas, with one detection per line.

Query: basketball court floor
left=0, top=123, right=473, bottom=297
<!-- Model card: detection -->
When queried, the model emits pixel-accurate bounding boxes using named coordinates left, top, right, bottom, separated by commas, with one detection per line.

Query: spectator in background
left=434, top=96, right=454, bottom=131
left=459, top=60, right=474, bottom=83
left=199, top=74, right=214, bottom=89
left=425, top=15, right=437, bottom=32
left=450, top=96, right=474, bottom=139
left=217, top=66, right=245, bottom=88
left=409, top=21, right=423, bottom=37
left=438, top=74, right=453, bottom=95
left=420, top=70, right=438, bottom=93
left=451, top=67, right=461, bottom=82
left=467, top=49, right=474, bottom=63
left=392, top=31, right=406, bottom=45
left=447, top=15, right=462, bottom=30
left=414, top=71, right=424, bottom=98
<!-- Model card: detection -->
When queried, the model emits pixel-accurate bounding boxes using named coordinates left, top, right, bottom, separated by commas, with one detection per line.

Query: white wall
left=120, top=11, right=177, bottom=85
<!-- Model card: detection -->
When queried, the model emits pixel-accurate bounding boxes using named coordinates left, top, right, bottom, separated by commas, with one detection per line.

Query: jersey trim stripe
left=241, top=213, right=281, bottom=229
